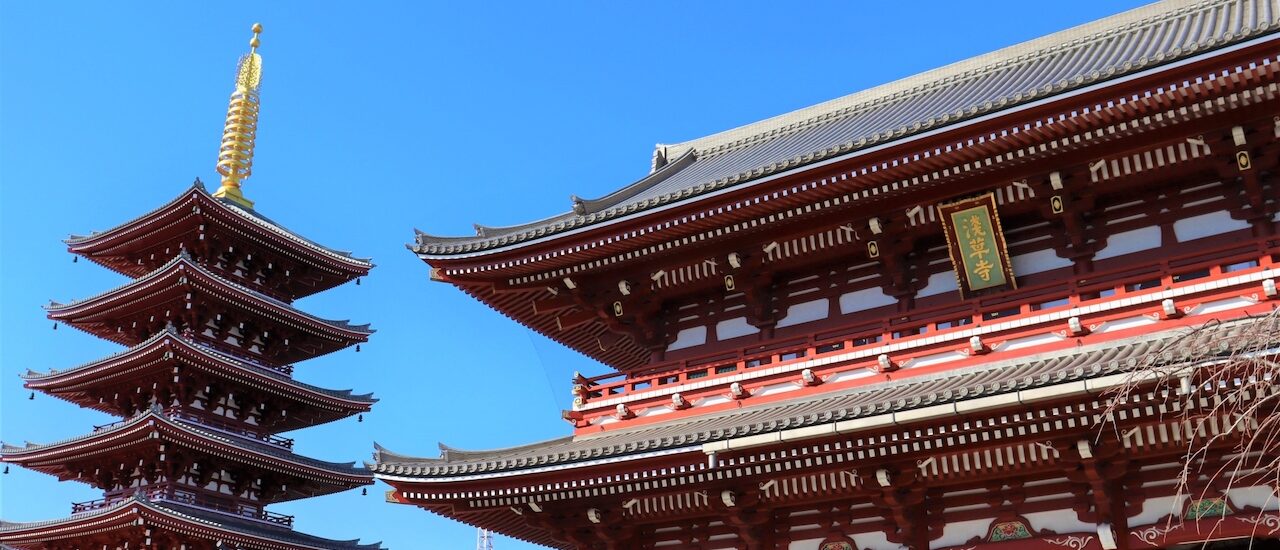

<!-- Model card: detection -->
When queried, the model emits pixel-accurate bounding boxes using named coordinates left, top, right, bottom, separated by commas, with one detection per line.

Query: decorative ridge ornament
left=213, top=23, right=264, bottom=209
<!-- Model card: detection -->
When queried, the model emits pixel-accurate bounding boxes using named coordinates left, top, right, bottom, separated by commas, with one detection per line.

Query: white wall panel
left=918, top=270, right=959, bottom=298
left=666, top=326, right=707, bottom=351
left=1173, top=210, right=1249, bottom=241
left=839, top=287, right=897, bottom=315
left=777, top=298, right=830, bottom=328
left=716, top=317, right=759, bottom=341
left=1094, top=226, right=1162, bottom=260
left=1011, top=249, right=1073, bottom=276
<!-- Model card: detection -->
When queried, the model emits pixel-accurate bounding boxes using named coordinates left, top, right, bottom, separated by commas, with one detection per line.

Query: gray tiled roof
left=372, top=314, right=1278, bottom=478
left=413, top=0, right=1280, bottom=256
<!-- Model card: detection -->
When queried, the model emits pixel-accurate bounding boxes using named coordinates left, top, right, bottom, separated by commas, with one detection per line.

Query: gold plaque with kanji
left=938, top=192, right=1017, bottom=298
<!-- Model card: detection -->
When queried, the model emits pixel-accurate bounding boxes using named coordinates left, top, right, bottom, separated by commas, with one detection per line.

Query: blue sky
left=1, top=2, right=1149, bottom=548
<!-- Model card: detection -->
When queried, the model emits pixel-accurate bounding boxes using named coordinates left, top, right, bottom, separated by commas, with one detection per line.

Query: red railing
left=575, top=245, right=1276, bottom=408
left=161, top=488, right=294, bottom=527
left=71, top=487, right=172, bottom=513
left=72, top=487, right=294, bottom=527
left=191, top=338, right=295, bottom=376
left=93, top=411, right=293, bottom=450
left=168, top=410, right=294, bottom=449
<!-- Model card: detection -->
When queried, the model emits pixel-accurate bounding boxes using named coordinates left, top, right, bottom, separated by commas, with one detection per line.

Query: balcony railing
left=89, top=409, right=294, bottom=449
left=160, top=488, right=294, bottom=527
left=188, top=337, right=295, bottom=376
left=168, top=410, right=294, bottom=450
left=72, top=487, right=173, bottom=514
left=72, top=487, right=294, bottom=528
left=574, top=245, right=1275, bottom=409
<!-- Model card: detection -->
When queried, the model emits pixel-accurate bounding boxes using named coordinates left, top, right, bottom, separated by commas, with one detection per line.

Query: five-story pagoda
left=0, top=24, right=383, bottom=550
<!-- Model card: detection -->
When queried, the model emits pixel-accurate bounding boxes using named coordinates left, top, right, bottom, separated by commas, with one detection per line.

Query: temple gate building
left=0, top=25, right=383, bottom=550
left=374, top=1, right=1280, bottom=549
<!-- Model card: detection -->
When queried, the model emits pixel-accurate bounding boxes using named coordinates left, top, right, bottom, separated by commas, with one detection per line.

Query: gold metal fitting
left=213, top=23, right=264, bottom=208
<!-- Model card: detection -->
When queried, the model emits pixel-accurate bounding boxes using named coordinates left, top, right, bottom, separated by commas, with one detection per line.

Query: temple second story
left=380, top=2, right=1280, bottom=548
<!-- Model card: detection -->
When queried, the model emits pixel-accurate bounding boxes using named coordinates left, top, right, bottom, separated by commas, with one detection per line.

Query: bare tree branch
left=1097, top=308, right=1280, bottom=541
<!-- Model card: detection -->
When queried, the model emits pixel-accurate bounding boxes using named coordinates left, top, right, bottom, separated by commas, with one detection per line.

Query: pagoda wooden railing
left=189, top=337, right=295, bottom=376
left=89, top=411, right=294, bottom=449
left=222, top=348, right=295, bottom=376
left=577, top=240, right=1278, bottom=405
left=159, top=488, right=295, bottom=527
left=169, top=410, right=294, bottom=449
left=71, top=489, right=169, bottom=514
left=72, top=488, right=294, bottom=527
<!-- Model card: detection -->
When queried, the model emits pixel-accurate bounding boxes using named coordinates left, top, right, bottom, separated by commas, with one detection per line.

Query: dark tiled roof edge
left=373, top=314, right=1278, bottom=478
left=411, top=0, right=1280, bottom=257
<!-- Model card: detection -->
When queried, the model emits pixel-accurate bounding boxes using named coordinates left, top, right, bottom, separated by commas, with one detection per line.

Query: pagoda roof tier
left=46, top=254, right=372, bottom=364
left=0, top=495, right=383, bottom=550
left=1, top=409, right=373, bottom=502
left=22, top=328, right=375, bottom=431
left=66, top=182, right=372, bottom=300
left=373, top=313, right=1277, bottom=479
left=411, top=0, right=1280, bottom=260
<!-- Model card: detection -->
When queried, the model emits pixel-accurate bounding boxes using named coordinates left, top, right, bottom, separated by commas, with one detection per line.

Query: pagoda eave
left=46, top=255, right=371, bottom=363
left=66, top=184, right=371, bottom=300
left=22, top=328, right=375, bottom=429
left=0, top=497, right=383, bottom=550
left=1, top=411, right=373, bottom=501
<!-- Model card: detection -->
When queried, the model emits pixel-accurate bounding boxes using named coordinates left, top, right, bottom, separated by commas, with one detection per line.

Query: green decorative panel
left=1185, top=497, right=1231, bottom=519
left=989, top=521, right=1032, bottom=542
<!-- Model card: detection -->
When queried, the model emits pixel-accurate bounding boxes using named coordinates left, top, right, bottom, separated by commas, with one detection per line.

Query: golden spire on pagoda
left=212, top=23, right=264, bottom=208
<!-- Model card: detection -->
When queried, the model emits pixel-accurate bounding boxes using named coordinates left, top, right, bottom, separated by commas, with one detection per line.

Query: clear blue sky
left=1, top=2, right=1149, bottom=548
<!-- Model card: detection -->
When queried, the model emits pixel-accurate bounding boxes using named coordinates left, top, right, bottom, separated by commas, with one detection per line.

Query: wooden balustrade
left=575, top=245, right=1276, bottom=408
left=169, top=410, right=294, bottom=449
left=72, top=487, right=294, bottom=527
